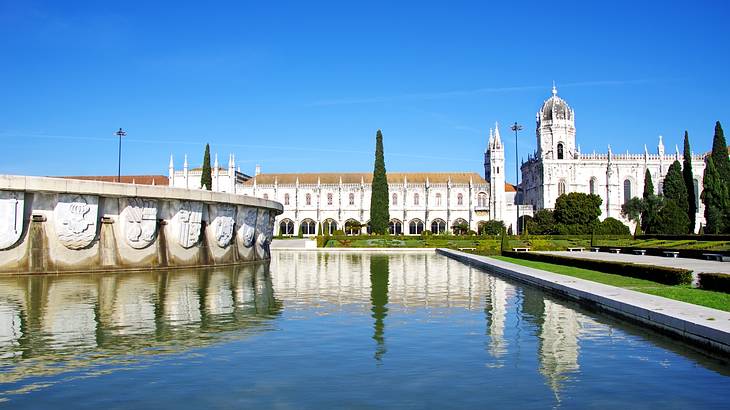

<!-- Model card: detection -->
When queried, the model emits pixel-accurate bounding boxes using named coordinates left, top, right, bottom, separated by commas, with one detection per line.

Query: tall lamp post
left=115, top=128, right=127, bottom=183
left=510, top=122, right=523, bottom=234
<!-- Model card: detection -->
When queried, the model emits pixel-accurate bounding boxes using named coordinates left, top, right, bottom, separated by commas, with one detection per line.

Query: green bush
left=479, top=220, right=505, bottom=236
left=501, top=251, right=692, bottom=285
left=594, top=217, right=631, bottom=236
left=699, top=273, right=730, bottom=293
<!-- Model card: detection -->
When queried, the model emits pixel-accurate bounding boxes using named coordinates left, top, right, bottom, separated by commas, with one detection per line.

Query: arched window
left=589, top=178, right=596, bottom=195
left=414, top=193, right=420, bottom=205
left=452, top=218, right=468, bottom=235
left=263, top=193, right=269, bottom=200
left=388, top=219, right=403, bottom=235
left=457, top=193, right=463, bottom=205
left=623, top=179, right=632, bottom=204
left=300, top=219, right=316, bottom=235
left=431, top=219, right=446, bottom=234
left=693, top=179, right=699, bottom=209
left=497, top=166, right=500, bottom=174
left=392, top=193, right=398, bottom=205
left=279, top=219, right=294, bottom=235
left=327, top=193, right=333, bottom=205
left=477, top=192, right=488, bottom=207
left=305, top=193, right=312, bottom=206
left=558, top=181, right=566, bottom=196
left=435, top=193, right=442, bottom=206
left=322, top=219, right=337, bottom=235
left=349, top=193, right=355, bottom=205
left=557, top=143, right=564, bottom=160
left=284, top=193, right=290, bottom=205
left=345, top=219, right=360, bottom=235
left=409, top=219, right=424, bottom=235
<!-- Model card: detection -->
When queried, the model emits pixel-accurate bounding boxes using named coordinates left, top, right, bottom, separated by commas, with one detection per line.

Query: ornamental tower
left=485, top=122, right=505, bottom=221
left=536, top=85, right=576, bottom=160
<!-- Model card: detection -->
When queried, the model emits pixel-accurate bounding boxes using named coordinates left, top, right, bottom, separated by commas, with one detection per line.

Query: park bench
left=632, top=249, right=647, bottom=256
left=458, top=247, right=476, bottom=252
left=702, top=253, right=730, bottom=262
left=591, top=247, right=600, bottom=252
left=608, top=248, right=622, bottom=254
left=662, top=251, right=679, bottom=258
left=512, top=247, right=530, bottom=252
left=567, top=247, right=585, bottom=252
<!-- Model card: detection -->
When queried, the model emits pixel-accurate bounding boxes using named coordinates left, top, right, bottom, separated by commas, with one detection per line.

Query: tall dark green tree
left=201, top=143, right=212, bottom=191
left=369, top=130, right=389, bottom=234
left=711, top=121, right=730, bottom=182
left=659, top=160, right=690, bottom=233
left=640, top=169, right=656, bottom=233
left=682, top=131, right=696, bottom=232
left=702, top=157, right=729, bottom=234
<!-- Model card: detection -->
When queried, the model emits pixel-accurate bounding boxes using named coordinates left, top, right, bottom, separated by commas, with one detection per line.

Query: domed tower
left=536, top=85, right=576, bottom=160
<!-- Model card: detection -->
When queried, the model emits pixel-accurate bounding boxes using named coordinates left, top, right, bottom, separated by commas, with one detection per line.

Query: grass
left=492, top=255, right=730, bottom=312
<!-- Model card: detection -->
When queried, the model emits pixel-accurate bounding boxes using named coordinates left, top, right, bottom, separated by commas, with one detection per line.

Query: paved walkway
left=540, top=251, right=730, bottom=275
left=438, top=248, right=730, bottom=354
left=271, top=239, right=309, bottom=249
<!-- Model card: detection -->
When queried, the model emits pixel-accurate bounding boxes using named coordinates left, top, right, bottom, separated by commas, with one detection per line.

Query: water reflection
left=370, top=255, right=389, bottom=361
left=0, top=264, right=281, bottom=390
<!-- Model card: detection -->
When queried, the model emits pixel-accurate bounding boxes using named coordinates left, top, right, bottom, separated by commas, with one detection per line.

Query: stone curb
left=437, top=248, right=730, bottom=354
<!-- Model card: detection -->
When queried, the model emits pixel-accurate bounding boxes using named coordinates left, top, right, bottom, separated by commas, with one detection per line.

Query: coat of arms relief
left=55, top=194, right=98, bottom=249
left=123, top=198, right=158, bottom=249
left=0, top=191, right=24, bottom=250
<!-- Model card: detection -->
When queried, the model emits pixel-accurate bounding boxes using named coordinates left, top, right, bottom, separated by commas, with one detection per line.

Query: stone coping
left=272, top=248, right=437, bottom=252
left=0, top=174, right=283, bottom=214
left=437, top=248, right=730, bottom=354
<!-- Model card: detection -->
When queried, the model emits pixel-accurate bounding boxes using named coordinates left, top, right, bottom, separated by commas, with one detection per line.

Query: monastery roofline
left=245, top=172, right=487, bottom=185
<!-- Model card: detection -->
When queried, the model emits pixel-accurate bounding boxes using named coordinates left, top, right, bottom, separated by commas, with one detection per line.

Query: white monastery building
left=168, top=87, right=718, bottom=235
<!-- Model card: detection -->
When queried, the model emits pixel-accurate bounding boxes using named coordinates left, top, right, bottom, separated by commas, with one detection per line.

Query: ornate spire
left=213, top=153, right=219, bottom=168
left=169, top=154, right=174, bottom=169
left=488, top=128, right=494, bottom=148
left=493, top=122, right=502, bottom=148
left=552, top=81, right=557, bottom=96
left=658, top=135, right=665, bottom=156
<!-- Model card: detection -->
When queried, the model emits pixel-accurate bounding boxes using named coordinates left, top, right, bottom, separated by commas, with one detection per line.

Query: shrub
left=699, top=273, right=730, bottom=293
left=333, top=229, right=345, bottom=236
left=479, top=220, right=505, bottom=236
left=595, top=217, right=631, bottom=236
left=501, top=251, right=692, bottom=285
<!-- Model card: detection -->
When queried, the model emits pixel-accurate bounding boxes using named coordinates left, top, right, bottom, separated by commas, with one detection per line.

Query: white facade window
left=414, top=193, right=419, bottom=205
left=623, top=179, right=632, bottom=204
left=284, top=193, right=290, bottom=205
left=322, top=219, right=337, bottom=235
left=435, top=193, right=442, bottom=206
left=301, top=219, right=316, bottom=235
left=392, top=193, right=398, bottom=205
left=345, top=220, right=360, bottom=235
left=389, top=219, right=403, bottom=235
left=457, top=193, right=463, bottom=205
left=431, top=219, right=446, bottom=234
left=589, top=178, right=596, bottom=195
left=327, top=193, right=333, bottom=205
left=557, top=143, right=564, bottom=160
left=558, top=181, right=566, bottom=196
left=409, top=219, right=424, bottom=235
left=477, top=192, right=487, bottom=207
left=263, top=193, right=269, bottom=200
left=279, top=219, right=294, bottom=235
left=349, top=193, right=355, bottom=205
left=306, top=193, right=311, bottom=206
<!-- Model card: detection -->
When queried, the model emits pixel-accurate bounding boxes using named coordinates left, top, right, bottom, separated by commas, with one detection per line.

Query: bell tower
left=536, top=85, right=576, bottom=160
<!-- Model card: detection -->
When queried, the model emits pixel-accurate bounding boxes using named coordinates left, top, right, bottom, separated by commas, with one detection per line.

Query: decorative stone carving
left=55, top=194, right=98, bottom=249
left=238, top=206, right=257, bottom=248
left=0, top=191, right=23, bottom=250
left=123, top=198, right=158, bottom=249
left=212, top=204, right=236, bottom=248
left=255, top=208, right=270, bottom=258
left=174, top=201, right=203, bottom=248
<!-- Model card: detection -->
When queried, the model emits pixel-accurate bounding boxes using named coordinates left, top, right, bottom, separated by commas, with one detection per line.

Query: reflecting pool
left=0, top=251, right=728, bottom=408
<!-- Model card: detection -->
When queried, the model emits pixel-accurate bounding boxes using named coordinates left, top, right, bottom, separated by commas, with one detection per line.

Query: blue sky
left=1, top=1, right=728, bottom=183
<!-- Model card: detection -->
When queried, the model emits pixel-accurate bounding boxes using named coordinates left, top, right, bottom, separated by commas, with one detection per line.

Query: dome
left=539, top=86, right=573, bottom=121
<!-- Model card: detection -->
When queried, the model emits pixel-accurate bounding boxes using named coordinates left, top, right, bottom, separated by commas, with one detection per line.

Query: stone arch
left=451, top=218, right=469, bottom=234
left=623, top=178, right=633, bottom=204
left=557, top=142, right=565, bottom=159
left=408, top=218, right=424, bottom=235
left=344, top=219, right=361, bottom=235
left=431, top=218, right=446, bottom=234
left=322, top=218, right=337, bottom=235
left=389, top=218, right=403, bottom=235
left=300, top=218, right=316, bottom=236
left=279, top=218, right=294, bottom=236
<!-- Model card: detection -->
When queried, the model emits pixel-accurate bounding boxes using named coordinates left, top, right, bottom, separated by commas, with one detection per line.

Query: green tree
left=659, top=160, right=690, bottom=234
left=682, top=131, right=696, bottom=232
left=594, top=217, right=631, bottom=236
left=702, top=157, right=729, bottom=234
left=201, top=143, right=212, bottom=191
left=711, top=121, right=730, bottom=182
left=663, top=160, right=689, bottom=212
left=640, top=169, right=656, bottom=233
left=656, top=199, right=690, bottom=235
left=553, top=192, right=602, bottom=234
left=526, top=209, right=556, bottom=235
left=479, top=220, right=505, bottom=236
left=369, top=130, right=390, bottom=234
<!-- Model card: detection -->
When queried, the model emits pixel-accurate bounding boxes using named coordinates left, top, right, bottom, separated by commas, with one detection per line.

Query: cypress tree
left=682, top=131, right=696, bottom=232
left=201, top=143, right=212, bottom=191
left=702, top=157, right=729, bottom=234
left=660, top=160, right=690, bottom=233
left=640, top=169, right=655, bottom=233
left=369, top=130, right=389, bottom=234
left=711, top=121, right=730, bottom=182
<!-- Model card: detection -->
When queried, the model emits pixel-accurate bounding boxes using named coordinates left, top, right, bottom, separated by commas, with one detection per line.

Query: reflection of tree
left=369, top=255, right=389, bottom=362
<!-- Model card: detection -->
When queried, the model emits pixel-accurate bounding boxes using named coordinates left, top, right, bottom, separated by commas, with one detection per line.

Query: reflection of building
left=538, top=299, right=580, bottom=396
left=485, top=276, right=513, bottom=359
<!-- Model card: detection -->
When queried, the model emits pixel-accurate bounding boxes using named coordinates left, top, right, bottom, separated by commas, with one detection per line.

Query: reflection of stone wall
left=0, top=175, right=282, bottom=274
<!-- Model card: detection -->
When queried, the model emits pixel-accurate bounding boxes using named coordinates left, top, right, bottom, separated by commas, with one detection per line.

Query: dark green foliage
left=643, top=168, right=654, bottom=199
left=553, top=192, right=602, bottom=234
left=369, top=130, right=389, bottom=234
left=594, top=217, right=631, bottom=235
left=526, top=209, right=555, bottom=234
left=201, top=143, right=212, bottom=191
left=663, top=161, right=688, bottom=213
left=711, top=121, right=730, bottom=182
left=452, top=222, right=470, bottom=235
left=702, top=157, right=730, bottom=234
left=682, top=131, right=696, bottom=232
left=500, top=227, right=508, bottom=252
left=656, top=198, right=690, bottom=235
left=502, top=251, right=692, bottom=285
left=479, top=220, right=505, bottom=236
left=699, top=273, right=730, bottom=293
left=640, top=169, right=658, bottom=233
left=621, top=194, right=664, bottom=235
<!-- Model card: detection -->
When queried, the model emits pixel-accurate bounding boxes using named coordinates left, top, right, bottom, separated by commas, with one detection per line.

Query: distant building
left=167, top=153, right=251, bottom=193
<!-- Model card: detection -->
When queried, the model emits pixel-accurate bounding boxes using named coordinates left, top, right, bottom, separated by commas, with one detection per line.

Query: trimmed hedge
left=698, top=273, right=730, bottom=293
left=590, top=246, right=729, bottom=258
left=636, top=234, right=730, bottom=241
left=502, top=250, right=692, bottom=285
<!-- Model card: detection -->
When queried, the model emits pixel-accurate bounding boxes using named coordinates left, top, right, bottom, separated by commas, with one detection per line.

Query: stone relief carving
left=238, top=206, right=257, bottom=248
left=55, top=194, right=98, bottom=249
left=212, top=204, right=236, bottom=248
left=123, top=198, right=158, bottom=249
left=175, top=201, right=203, bottom=248
left=0, top=191, right=24, bottom=250
left=255, top=208, right=270, bottom=257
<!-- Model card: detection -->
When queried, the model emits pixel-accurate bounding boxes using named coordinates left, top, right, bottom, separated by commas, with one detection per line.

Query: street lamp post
left=510, top=122, right=523, bottom=235
left=115, top=128, right=127, bottom=183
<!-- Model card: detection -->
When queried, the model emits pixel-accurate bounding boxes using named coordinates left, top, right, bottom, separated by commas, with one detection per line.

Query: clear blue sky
left=1, top=0, right=729, bottom=183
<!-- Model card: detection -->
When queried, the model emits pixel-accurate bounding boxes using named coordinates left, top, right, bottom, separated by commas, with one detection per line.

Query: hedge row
left=501, top=251, right=692, bottom=285
left=590, top=246, right=729, bottom=258
left=636, top=234, right=730, bottom=241
left=698, top=273, right=730, bottom=293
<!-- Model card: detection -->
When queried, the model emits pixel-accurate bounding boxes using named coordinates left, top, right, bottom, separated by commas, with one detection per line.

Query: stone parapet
left=0, top=175, right=283, bottom=274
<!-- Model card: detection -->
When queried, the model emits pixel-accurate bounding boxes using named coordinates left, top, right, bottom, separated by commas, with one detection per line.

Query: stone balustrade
left=0, top=175, right=283, bottom=274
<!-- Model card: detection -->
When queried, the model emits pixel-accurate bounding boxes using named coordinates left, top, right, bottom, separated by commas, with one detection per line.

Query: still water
left=0, top=251, right=728, bottom=408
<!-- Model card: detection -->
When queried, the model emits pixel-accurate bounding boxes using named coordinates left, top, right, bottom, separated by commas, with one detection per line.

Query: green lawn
left=492, top=255, right=730, bottom=313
